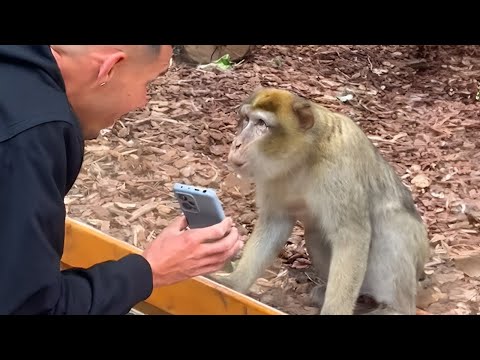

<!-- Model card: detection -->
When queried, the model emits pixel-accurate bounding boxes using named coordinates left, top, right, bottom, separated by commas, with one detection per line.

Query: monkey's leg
left=209, top=213, right=295, bottom=294
left=304, top=232, right=331, bottom=308
left=320, top=226, right=370, bottom=315
left=360, top=214, right=422, bottom=315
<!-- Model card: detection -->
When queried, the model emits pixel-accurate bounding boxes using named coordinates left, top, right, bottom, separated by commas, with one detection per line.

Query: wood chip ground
left=66, top=45, right=480, bottom=315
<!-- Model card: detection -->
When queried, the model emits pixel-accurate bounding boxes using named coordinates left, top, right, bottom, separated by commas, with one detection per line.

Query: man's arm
left=0, top=121, right=153, bottom=314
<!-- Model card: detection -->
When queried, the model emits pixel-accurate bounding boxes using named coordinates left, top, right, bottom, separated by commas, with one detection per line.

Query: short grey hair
left=146, top=45, right=162, bottom=55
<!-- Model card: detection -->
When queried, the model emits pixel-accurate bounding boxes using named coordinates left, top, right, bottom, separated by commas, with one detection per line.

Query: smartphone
left=173, top=183, right=225, bottom=229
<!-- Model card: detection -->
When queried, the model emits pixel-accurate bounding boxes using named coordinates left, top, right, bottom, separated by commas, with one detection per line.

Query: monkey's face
left=228, top=103, right=299, bottom=181
left=228, top=104, right=272, bottom=178
left=229, top=88, right=317, bottom=181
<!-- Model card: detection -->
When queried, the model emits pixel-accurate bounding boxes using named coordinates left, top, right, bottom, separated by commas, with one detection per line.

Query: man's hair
left=146, top=45, right=162, bottom=54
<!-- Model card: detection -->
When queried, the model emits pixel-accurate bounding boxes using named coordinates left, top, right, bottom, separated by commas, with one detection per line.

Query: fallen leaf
left=117, top=127, right=129, bottom=138
left=410, top=164, right=422, bottom=173
left=292, top=258, right=312, bottom=269
left=115, top=202, right=137, bottom=210
left=337, top=93, right=354, bottom=102
left=129, top=201, right=158, bottom=221
left=430, top=234, right=446, bottom=244
left=92, top=206, right=110, bottom=218
left=434, top=272, right=464, bottom=284
left=132, top=224, right=146, bottom=247
left=448, top=288, right=478, bottom=302
left=157, top=204, right=173, bottom=215
left=411, top=174, right=432, bottom=188
left=162, top=165, right=180, bottom=177
left=455, top=255, right=480, bottom=277
left=392, top=132, right=408, bottom=142
left=416, top=288, right=437, bottom=309
left=372, top=68, right=388, bottom=75
left=180, top=166, right=195, bottom=178
left=84, top=145, right=110, bottom=152
left=210, top=145, right=227, bottom=156
left=114, top=216, right=129, bottom=227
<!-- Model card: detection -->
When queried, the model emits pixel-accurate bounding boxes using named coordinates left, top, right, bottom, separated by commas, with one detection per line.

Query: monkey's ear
left=292, top=100, right=315, bottom=130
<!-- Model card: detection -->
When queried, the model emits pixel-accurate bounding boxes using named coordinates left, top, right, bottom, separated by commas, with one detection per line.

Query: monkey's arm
left=210, top=211, right=295, bottom=293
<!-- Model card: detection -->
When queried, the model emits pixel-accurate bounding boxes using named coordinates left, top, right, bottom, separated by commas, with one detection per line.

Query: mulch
left=66, top=45, right=480, bottom=315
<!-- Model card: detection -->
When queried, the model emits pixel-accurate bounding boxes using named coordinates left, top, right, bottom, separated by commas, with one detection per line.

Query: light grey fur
left=209, top=88, right=430, bottom=315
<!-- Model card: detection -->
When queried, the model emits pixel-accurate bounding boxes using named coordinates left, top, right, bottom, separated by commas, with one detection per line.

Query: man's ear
left=96, top=50, right=126, bottom=86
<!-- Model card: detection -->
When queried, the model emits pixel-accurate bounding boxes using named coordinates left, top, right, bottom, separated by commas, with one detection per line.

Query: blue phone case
left=173, top=183, right=225, bottom=229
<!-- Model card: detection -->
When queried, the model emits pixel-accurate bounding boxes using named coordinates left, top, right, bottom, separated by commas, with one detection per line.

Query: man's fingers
left=201, top=226, right=240, bottom=256
left=208, top=217, right=234, bottom=239
left=195, top=228, right=243, bottom=272
left=187, top=217, right=234, bottom=243
left=169, top=215, right=188, bottom=232
left=225, top=236, right=244, bottom=261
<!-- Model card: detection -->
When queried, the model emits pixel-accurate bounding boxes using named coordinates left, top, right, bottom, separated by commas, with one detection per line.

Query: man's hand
left=141, top=216, right=243, bottom=288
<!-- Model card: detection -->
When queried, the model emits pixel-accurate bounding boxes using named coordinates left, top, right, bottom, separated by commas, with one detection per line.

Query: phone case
left=173, top=183, right=225, bottom=229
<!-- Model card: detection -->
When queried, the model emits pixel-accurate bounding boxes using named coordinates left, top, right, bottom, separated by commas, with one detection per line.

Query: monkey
left=208, top=87, right=431, bottom=315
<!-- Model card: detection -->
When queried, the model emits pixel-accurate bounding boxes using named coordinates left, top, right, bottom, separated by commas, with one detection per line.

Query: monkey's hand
left=206, top=272, right=238, bottom=291
left=210, top=212, right=296, bottom=294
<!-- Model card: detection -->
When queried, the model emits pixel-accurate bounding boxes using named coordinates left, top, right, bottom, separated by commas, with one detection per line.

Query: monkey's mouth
left=228, top=155, right=246, bottom=168
left=230, top=160, right=246, bottom=168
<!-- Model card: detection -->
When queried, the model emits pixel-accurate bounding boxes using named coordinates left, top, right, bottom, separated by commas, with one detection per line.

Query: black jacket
left=0, top=45, right=153, bottom=314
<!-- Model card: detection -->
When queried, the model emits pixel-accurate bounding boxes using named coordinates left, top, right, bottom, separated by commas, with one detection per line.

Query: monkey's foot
left=361, top=305, right=405, bottom=315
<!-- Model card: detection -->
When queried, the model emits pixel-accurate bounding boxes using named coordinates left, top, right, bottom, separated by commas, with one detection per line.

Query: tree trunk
left=177, top=45, right=253, bottom=64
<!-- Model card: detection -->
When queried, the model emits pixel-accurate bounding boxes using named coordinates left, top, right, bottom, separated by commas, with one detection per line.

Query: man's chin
left=82, top=128, right=102, bottom=141
left=85, top=120, right=117, bottom=140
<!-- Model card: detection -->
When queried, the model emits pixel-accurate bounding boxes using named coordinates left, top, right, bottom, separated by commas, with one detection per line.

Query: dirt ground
left=65, top=45, right=480, bottom=315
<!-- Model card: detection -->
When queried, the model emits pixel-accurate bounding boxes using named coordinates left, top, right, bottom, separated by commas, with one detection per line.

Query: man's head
left=50, top=45, right=173, bottom=140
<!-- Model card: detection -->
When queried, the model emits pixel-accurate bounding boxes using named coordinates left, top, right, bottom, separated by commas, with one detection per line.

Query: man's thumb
left=172, top=215, right=188, bottom=230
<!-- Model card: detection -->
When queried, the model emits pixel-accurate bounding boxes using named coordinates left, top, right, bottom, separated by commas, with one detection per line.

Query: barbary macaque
left=209, top=87, right=430, bottom=315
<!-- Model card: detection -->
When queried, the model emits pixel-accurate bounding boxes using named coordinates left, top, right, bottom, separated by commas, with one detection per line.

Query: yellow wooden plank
left=62, top=217, right=430, bottom=316
left=62, top=217, right=286, bottom=315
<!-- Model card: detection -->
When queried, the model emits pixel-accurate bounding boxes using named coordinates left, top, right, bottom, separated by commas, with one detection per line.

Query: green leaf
left=213, top=54, right=232, bottom=70
left=197, top=54, right=234, bottom=72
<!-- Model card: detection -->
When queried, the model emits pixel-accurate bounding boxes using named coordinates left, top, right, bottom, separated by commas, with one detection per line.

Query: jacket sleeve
left=0, top=121, right=153, bottom=314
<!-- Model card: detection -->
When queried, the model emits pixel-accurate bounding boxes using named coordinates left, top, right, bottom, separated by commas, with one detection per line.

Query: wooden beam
left=62, top=217, right=430, bottom=315
left=62, top=217, right=285, bottom=315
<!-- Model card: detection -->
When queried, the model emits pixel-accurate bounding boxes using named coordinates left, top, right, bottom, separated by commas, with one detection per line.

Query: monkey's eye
left=257, top=119, right=267, bottom=128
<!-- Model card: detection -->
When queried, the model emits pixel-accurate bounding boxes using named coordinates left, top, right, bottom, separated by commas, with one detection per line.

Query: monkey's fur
left=209, top=87, right=430, bottom=315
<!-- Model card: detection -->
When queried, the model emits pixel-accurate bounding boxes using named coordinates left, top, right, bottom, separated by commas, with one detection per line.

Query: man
left=0, top=45, right=243, bottom=315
